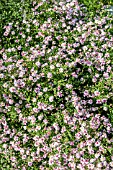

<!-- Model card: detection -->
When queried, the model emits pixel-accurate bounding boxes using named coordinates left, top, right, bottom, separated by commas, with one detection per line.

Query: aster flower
left=49, top=96, right=54, bottom=102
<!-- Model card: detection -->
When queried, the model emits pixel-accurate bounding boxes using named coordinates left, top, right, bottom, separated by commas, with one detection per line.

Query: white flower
left=88, top=164, right=94, bottom=169
left=80, top=126, right=85, bottom=133
left=0, top=74, right=4, bottom=78
left=76, top=153, right=80, bottom=159
left=7, top=48, right=12, bottom=52
left=38, top=114, right=43, bottom=120
left=49, top=154, right=55, bottom=165
left=32, top=98, right=36, bottom=102
left=110, top=161, right=113, bottom=167
left=22, top=34, right=26, bottom=38
left=62, top=23, right=66, bottom=28
left=66, top=84, right=73, bottom=89
left=26, top=28, right=30, bottom=32
left=49, top=96, right=54, bottom=102
left=35, top=61, right=41, bottom=67
left=51, top=142, right=59, bottom=148
left=59, top=68, right=63, bottom=73
left=3, top=83, right=8, bottom=88
left=50, top=65, right=55, bottom=70
left=103, top=72, right=109, bottom=79
left=62, top=5, right=66, bottom=10
left=100, top=156, right=105, bottom=162
left=10, top=156, right=16, bottom=162
left=49, top=57, right=52, bottom=61
left=103, top=107, right=107, bottom=111
left=95, top=153, right=100, bottom=158
left=97, top=162, right=102, bottom=168
left=36, top=125, right=41, bottom=130
left=38, top=92, right=43, bottom=96
left=90, top=158, right=95, bottom=163
left=3, top=144, right=7, bottom=148
left=70, top=2, right=74, bottom=6
left=9, top=99, right=14, bottom=105
left=56, top=63, right=61, bottom=67
left=43, top=87, right=48, bottom=92
left=47, top=72, right=52, bottom=78
left=95, top=74, right=99, bottom=78
left=94, top=91, right=100, bottom=96
left=33, top=107, right=38, bottom=113
left=95, top=141, right=100, bottom=147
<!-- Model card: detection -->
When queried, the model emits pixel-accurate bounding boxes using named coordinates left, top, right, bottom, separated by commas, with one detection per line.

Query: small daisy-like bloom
left=32, top=98, right=36, bottom=102
left=50, top=65, right=55, bottom=70
left=59, top=68, right=64, bottom=73
left=38, top=114, right=43, bottom=120
left=95, top=141, right=101, bottom=147
left=103, top=106, right=108, bottom=111
left=43, top=119, right=48, bottom=124
left=49, top=156, right=54, bottom=166
left=107, top=66, right=111, bottom=72
left=28, top=162, right=33, bottom=166
left=102, top=98, right=107, bottom=103
left=26, top=28, right=30, bottom=32
left=0, top=74, right=4, bottom=78
left=88, top=164, right=94, bottom=169
left=97, top=162, right=102, bottom=168
left=49, top=96, right=54, bottom=102
left=43, top=87, right=48, bottom=92
left=95, top=152, right=100, bottom=159
left=3, top=31, right=9, bottom=36
left=47, top=72, right=52, bottom=79
left=96, top=99, right=102, bottom=104
left=36, top=61, right=41, bottom=67
left=102, top=161, right=107, bottom=167
left=38, top=92, right=43, bottom=96
left=56, top=63, right=61, bottom=67
left=76, top=152, right=81, bottom=159
left=9, top=87, right=16, bottom=92
left=66, top=84, right=73, bottom=89
left=103, top=72, right=109, bottom=79
left=60, top=104, right=64, bottom=109
left=61, top=126, right=66, bottom=133
left=110, top=161, right=113, bottom=168
left=94, top=91, right=100, bottom=96
left=100, top=156, right=105, bottom=162
left=92, top=77, right=97, bottom=83
left=22, top=166, right=26, bottom=170
left=9, top=99, right=14, bottom=105
left=33, top=107, right=38, bottom=113
left=83, top=90, right=89, bottom=97
left=10, top=156, right=16, bottom=162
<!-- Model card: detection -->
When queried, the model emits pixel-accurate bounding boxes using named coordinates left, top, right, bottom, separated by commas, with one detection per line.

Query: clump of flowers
left=0, top=0, right=113, bottom=169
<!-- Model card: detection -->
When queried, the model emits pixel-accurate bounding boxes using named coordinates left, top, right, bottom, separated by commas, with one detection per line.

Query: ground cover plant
left=0, top=0, right=113, bottom=169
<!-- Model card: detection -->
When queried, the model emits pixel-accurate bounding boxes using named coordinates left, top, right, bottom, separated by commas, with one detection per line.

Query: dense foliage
left=0, top=0, right=113, bottom=169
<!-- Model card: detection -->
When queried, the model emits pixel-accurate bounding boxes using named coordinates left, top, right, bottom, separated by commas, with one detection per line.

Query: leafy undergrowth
left=0, top=0, right=113, bottom=169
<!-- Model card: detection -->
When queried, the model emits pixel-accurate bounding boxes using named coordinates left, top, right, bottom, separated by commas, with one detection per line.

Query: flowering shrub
left=0, top=0, right=113, bottom=169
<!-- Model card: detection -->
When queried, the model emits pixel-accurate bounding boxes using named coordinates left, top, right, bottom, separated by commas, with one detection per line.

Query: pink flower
left=10, top=156, right=16, bottom=162
left=94, top=91, right=100, bottom=96
left=96, top=99, right=102, bottom=104
left=33, top=107, right=38, bottom=113
left=83, top=90, right=89, bottom=97
left=22, top=167, right=26, bottom=170
left=95, top=141, right=101, bottom=147
left=88, top=164, right=94, bottom=169
left=47, top=72, right=52, bottom=79
left=28, top=162, right=33, bottom=166
left=3, top=31, right=9, bottom=36
left=9, top=99, right=14, bottom=105
left=103, top=72, right=109, bottom=79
